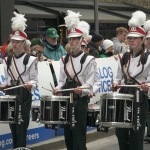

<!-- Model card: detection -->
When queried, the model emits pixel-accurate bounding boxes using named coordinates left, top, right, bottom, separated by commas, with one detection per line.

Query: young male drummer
left=53, top=10, right=96, bottom=150
left=0, top=12, right=38, bottom=148
left=111, top=11, right=149, bottom=150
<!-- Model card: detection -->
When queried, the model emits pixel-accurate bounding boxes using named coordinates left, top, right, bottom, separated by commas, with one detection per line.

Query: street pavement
left=60, top=135, right=150, bottom=150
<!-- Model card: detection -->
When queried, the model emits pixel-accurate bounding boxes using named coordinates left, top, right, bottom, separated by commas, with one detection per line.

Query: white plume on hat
left=128, top=10, right=146, bottom=27
left=64, top=10, right=90, bottom=38
left=144, top=20, right=150, bottom=38
left=78, top=21, right=90, bottom=40
left=11, top=12, right=27, bottom=32
left=127, top=10, right=146, bottom=37
left=11, top=12, right=28, bottom=40
left=64, top=10, right=81, bottom=30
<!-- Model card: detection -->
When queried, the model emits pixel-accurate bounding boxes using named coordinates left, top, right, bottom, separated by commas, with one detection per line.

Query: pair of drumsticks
left=42, top=83, right=90, bottom=92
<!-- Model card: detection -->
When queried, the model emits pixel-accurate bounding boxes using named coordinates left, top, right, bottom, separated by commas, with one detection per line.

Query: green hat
left=30, top=38, right=46, bottom=47
left=46, top=28, right=59, bottom=38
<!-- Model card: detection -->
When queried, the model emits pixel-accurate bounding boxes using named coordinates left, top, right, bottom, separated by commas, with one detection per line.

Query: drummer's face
left=11, top=40, right=25, bottom=52
left=68, top=37, right=80, bottom=50
left=127, top=37, right=143, bottom=50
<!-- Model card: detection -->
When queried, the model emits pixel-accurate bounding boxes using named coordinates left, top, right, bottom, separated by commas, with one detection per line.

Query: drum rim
left=0, top=95, right=17, bottom=100
left=41, top=95, right=70, bottom=99
left=40, top=120, right=69, bottom=124
left=101, top=122, right=133, bottom=128
left=100, top=92, right=134, bottom=99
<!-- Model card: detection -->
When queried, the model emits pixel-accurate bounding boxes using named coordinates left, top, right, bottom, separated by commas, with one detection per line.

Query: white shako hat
left=144, top=20, right=150, bottom=38
left=11, top=12, right=27, bottom=40
left=127, top=10, right=146, bottom=38
left=64, top=10, right=90, bottom=39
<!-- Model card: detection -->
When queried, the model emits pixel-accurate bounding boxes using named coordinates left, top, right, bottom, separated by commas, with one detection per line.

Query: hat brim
left=39, top=42, right=46, bottom=47
left=11, top=36, right=26, bottom=41
left=48, top=34, right=59, bottom=38
left=127, top=33, right=145, bottom=38
left=67, top=35, right=82, bottom=38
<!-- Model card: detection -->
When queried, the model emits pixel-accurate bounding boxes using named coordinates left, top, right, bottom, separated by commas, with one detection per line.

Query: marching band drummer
left=53, top=10, right=96, bottom=150
left=111, top=11, right=149, bottom=150
left=0, top=12, right=38, bottom=148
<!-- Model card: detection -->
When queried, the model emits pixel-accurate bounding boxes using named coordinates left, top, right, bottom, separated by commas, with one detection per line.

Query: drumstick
left=50, top=82, right=54, bottom=91
left=118, top=85, right=150, bottom=87
left=42, top=87, right=52, bottom=92
left=57, top=86, right=90, bottom=92
left=4, top=81, right=36, bottom=91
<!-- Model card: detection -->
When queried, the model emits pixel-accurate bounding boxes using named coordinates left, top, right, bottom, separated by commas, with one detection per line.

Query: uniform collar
left=72, top=51, right=83, bottom=58
left=14, top=52, right=25, bottom=59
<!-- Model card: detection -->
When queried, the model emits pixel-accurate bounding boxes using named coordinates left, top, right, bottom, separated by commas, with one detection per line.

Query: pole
left=94, top=0, right=99, bottom=33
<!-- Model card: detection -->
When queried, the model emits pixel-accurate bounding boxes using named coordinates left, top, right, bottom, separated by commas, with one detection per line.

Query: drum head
left=100, top=93, right=134, bottom=100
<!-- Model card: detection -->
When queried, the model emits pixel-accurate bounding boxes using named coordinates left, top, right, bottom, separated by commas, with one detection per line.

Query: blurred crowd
left=0, top=26, right=131, bottom=65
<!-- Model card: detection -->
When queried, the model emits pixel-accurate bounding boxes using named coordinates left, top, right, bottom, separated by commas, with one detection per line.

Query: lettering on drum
left=72, top=107, right=75, bottom=127
left=60, top=106, right=66, bottom=120
left=126, top=106, right=132, bottom=121
left=9, top=104, right=14, bottom=120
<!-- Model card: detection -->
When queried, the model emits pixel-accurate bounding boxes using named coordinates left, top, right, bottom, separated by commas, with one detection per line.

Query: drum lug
left=95, top=114, right=100, bottom=125
left=36, top=113, right=40, bottom=123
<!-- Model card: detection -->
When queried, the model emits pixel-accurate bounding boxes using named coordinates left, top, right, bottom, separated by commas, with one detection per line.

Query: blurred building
left=1, top=0, right=150, bottom=45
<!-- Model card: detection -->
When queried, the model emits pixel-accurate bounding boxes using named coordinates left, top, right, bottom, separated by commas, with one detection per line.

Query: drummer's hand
left=88, top=92, right=95, bottom=98
left=24, top=82, right=32, bottom=89
left=52, top=88, right=63, bottom=96
left=110, top=84, right=118, bottom=92
left=141, top=82, right=149, bottom=91
left=74, top=86, right=82, bottom=95
left=0, top=84, right=7, bottom=91
left=47, top=59, right=53, bottom=62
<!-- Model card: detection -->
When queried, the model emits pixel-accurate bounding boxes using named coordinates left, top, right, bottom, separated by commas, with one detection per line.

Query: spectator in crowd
left=43, top=27, right=67, bottom=62
left=88, top=32, right=104, bottom=58
left=100, top=39, right=114, bottom=58
left=112, top=27, right=128, bottom=55
left=43, top=28, right=67, bottom=86
left=30, top=38, right=45, bottom=61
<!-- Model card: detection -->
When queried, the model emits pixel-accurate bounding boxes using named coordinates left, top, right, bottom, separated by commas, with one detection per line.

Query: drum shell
left=87, top=109, right=99, bottom=127
left=0, top=95, right=17, bottom=124
left=31, top=106, right=40, bottom=121
left=40, top=95, right=69, bottom=124
left=100, top=93, right=134, bottom=128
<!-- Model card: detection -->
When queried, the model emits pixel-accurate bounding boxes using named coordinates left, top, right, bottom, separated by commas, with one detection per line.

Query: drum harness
left=61, top=52, right=89, bottom=128
left=3, top=53, right=31, bottom=125
left=118, top=51, right=150, bottom=131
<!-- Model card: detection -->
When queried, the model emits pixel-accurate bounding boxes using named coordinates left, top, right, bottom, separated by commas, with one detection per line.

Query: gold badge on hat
left=131, top=27, right=137, bottom=31
left=71, top=28, right=76, bottom=33
left=15, top=31, right=20, bottom=35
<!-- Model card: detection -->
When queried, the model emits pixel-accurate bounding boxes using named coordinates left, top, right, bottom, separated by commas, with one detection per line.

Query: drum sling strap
left=61, top=53, right=89, bottom=129
left=5, top=54, right=31, bottom=103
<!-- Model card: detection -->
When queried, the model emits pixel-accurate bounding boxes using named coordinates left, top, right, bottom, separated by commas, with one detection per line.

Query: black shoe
left=144, top=136, right=150, bottom=143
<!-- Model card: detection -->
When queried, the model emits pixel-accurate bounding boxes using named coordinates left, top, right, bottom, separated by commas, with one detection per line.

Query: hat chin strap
left=72, top=36, right=83, bottom=52
left=17, top=40, right=26, bottom=52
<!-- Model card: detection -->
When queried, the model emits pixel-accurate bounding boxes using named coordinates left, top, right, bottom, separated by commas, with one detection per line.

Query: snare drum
left=87, top=109, right=100, bottom=127
left=100, top=93, right=134, bottom=128
left=0, top=95, right=18, bottom=124
left=40, top=95, right=69, bottom=124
